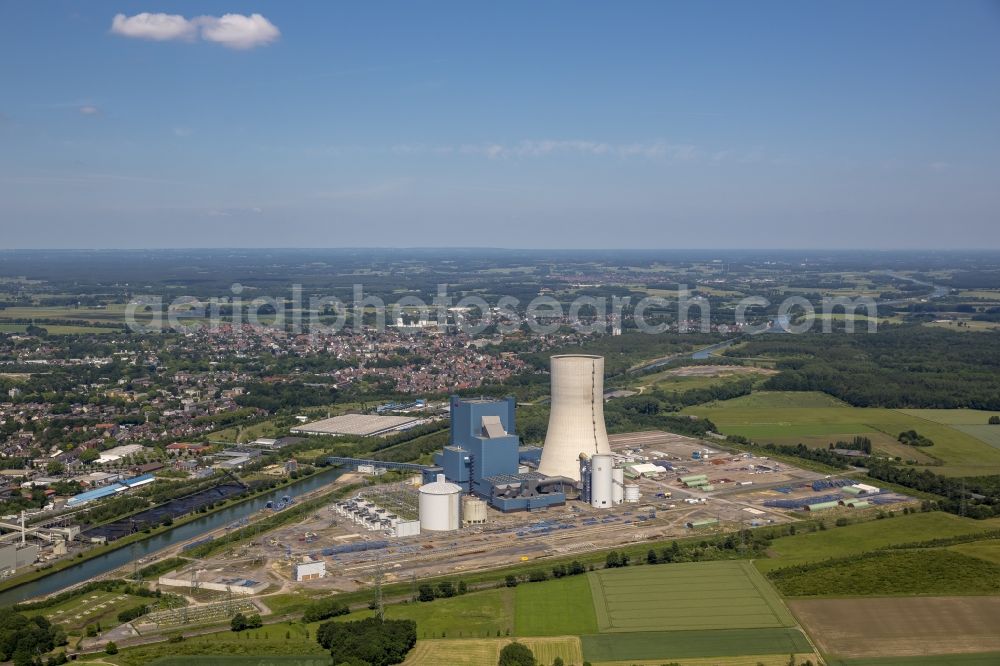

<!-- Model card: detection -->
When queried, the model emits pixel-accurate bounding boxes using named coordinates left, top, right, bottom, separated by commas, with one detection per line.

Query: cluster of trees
left=866, top=462, right=1000, bottom=519
left=316, top=617, right=416, bottom=666
left=644, top=531, right=773, bottom=564
left=302, top=598, right=349, bottom=623
left=726, top=326, right=1000, bottom=410
left=829, top=435, right=872, bottom=454
left=235, top=381, right=339, bottom=412
left=505, top=561, right=588, bottom=589
left=230, top=612, right=263, bottom=632
left=0, top=609, right=67, bottom=666
left=116, top=604, right=148, bottom=623
left=417, top=579, right=467, bottom=602
left=604, top=551, right=631, bottom=568
left=498, top=642, right=537, bottom=666
left=728, top=437, right=859, bottom=470
left=898, top=430, right=934, bottom=447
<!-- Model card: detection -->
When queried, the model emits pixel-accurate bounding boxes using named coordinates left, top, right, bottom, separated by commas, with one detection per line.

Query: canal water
left=0, top=466, right=343, bottom=606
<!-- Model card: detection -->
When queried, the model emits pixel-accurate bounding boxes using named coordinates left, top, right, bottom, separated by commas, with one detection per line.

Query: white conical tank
left=538, top=354, right=611, bottom=481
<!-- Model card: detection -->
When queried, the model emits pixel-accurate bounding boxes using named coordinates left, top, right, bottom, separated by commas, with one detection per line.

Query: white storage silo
left=612, top=467, right=625, bottom=505
left=624, top=483, right=641, bottom=503
left=461, top=496, right=488, bottom=525
left=590, top=454, right=613, bottom=508
left=538, top=355, right=612, bottom=482
left=419, top=474, right=461, bottom=531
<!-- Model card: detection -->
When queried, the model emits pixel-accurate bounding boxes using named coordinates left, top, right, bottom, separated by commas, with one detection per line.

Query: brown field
left=790, top=596, right=1000, bottom=659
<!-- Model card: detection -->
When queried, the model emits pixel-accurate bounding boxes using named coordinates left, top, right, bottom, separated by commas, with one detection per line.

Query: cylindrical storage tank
left=579, top=454, right=592, bottom=503
left=590, top=454, right=613, bottom=508
left=624, top=483, right=640, bottom=503
left=461, top=496, right=488, bottom=525
left=539, top=355, right=612, bottom=481
left=419, top=474, right=461, bottom=531
left=612, top=467, right=625, bottom=505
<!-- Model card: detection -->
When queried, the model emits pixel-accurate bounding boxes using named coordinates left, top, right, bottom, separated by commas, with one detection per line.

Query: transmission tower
left=373, top=553, right=385, bottom=621
left=131, top=542, right=140, bottom=582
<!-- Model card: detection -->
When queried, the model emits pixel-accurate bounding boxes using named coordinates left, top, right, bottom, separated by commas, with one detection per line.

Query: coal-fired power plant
left=538, top=354, right=612, bottom=482
left=422, top=353, right=624, bottom=518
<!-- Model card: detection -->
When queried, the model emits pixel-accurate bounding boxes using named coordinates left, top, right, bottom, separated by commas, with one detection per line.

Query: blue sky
left=1, top=1, right=998, bottom=249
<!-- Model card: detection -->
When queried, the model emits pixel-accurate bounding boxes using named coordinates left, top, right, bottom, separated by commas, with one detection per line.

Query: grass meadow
left=755, top=511, right=998, bottom=573
left=685, top=391, right=1000, bottom=475
left=514, top=574, right=598, bottom=636
left=769, top=549, right=1000, bottom=597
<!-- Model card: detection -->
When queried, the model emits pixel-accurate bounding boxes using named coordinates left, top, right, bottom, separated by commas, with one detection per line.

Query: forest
left=725, top=325, right=1000, bottom=409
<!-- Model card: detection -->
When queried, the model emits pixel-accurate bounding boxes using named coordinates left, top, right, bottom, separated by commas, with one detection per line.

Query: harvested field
left=828, top=654, right=1000, bottom=666
left=790, top=596, right=1000, bottom=659
left=589, top=561, right=795, bottom=632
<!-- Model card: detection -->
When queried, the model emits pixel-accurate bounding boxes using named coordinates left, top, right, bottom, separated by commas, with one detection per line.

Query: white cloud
left=78, top=105, right=100, bottom=115
left=198, top=14, right=280, bottom=50
left=110, top=12, right=279, bottom=49
left=111, top=13, right=197, bottom=42
left=172, top=127, right=193, bottom=137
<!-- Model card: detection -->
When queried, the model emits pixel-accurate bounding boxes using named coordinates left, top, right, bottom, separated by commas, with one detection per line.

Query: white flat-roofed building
left=293, top=556, right=326, bottom=581
left=290, top=414, right=422, bottom=437
left=97, top=444, right=145, bottom=463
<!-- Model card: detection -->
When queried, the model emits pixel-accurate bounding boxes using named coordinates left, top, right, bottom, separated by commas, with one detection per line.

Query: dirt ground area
left=181, top=432, right=846, bottom=596
left=789, top=596, right=1000, bottom=658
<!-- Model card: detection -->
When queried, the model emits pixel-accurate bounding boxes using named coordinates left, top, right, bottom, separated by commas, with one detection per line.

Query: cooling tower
left=538, top=354, right=611, bottom=481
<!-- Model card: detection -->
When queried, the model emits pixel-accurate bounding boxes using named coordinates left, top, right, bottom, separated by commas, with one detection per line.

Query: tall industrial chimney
left=538, top=354, right=611, bottom=481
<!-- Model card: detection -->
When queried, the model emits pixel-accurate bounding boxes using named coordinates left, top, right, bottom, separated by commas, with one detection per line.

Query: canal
left=0, top=466, right=343, bottom=606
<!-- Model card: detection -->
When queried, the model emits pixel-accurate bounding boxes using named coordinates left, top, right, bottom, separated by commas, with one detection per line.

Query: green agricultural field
left=685, top=392, right=1000, bottom=475
left=951, top=425, right=1000, bottom=450
left=0, top=304, right=131, bottom=323
left=768, top=549, right=1000, bottom=597
left=0, top=323, right=116, bottom=334
left=589, top=561, right=795, bottom=633
left=898, top=410, right=1000, bottom=451
left=948, top=539, right=1000, bottom=565
left=324, top=588, right=515, bottom=639
left=697, top=391, right=849, bottom=408
left=514, top=574, right=598, bottom=636
left=756, top=511, right=997, bottom=573
left=581, top=627, right=812, bottom=662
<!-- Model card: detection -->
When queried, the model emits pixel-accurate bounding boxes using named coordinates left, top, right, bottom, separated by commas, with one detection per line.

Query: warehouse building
left=290, top=414, right=422, bottom=437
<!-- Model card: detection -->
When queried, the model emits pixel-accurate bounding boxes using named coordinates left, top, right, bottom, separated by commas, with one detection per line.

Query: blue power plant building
left=424, top=396, right=571, bottom=512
